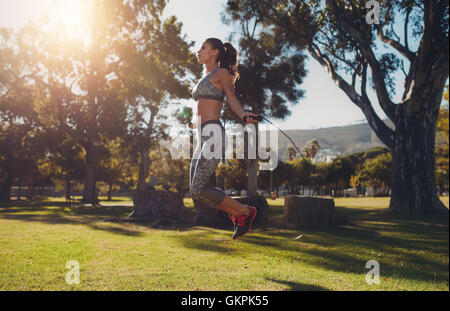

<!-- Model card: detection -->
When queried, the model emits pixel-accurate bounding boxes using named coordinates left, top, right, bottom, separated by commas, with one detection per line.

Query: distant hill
left=261, top=120, right=395, bottom=161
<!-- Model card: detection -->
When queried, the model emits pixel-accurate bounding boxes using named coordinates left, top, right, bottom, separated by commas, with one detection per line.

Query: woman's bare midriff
left=196, top=98, right=223, bottom=125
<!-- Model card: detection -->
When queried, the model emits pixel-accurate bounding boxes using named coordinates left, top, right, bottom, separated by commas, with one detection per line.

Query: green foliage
left=216, top=159, right=247, bottom=191
left=359, top=153, right=392, bottom=191
left=97, top=137, right=136, bottom=191
left=0, top=0, right=202, bottom=200
left=349, top=174, right=360, bottom=189
left=172, top=106, right=193, bottom=126
left=222, top=1, right=307, bottom=123
left=255, top=146, right=394, bottom=195
left=226, top=0, right=449, bottom=212
left=148, top=148, right=191, bottom=193
left=286, top=158, right=315, bottom=190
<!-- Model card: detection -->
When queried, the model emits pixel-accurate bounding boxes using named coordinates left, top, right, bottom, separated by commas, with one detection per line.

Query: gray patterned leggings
left=189, top=120, right=227, bottom=207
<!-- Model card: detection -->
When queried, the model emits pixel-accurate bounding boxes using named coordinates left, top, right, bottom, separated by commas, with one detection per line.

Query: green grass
left=0, top=196, right=448, bottom=291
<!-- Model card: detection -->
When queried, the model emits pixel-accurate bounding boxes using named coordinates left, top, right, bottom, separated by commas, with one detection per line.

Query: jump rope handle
left=243, top=115, right=263, bottom=122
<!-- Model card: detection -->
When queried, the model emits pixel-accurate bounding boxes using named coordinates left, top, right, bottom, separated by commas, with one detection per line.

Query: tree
left=228, top=0, right=449, bottom=213
left=359, top=152, right=393, bottom=196
left=216, top=159, right=247, bottom=191
left=37, top=130, right=86, bottom=201
left=222, top=4, right=308, bottom=196
left=286, top=146, right=298, bottom=161
left=328, top=157, right=354, bottom=196
left=72, top=0, right=169, bottom=204
left=0, top=25, right=44, bottom=201
left=349, top=174, right=361, bottom=195
left=287, top=158, right=314, bottom=194
left=148, top=148, right=191, bottom=194
left=302, top=139, right=321, bottom=160
left=97, top=137, right=135, bottom=201
left=123, top=15, right=202, bottom=193
left=311, top=162, right=326, bottom=195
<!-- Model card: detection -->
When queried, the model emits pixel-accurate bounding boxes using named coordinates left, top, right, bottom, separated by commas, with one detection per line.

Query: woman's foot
left=232, top=205, right=257, bottom=240
left=228, top=206, right=249, bottom=231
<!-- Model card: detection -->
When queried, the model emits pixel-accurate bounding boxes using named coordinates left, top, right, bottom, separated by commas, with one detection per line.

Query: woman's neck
left=205, top=62, right=219, bottom=74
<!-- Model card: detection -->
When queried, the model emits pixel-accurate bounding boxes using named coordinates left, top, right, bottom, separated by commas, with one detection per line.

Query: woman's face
left=197, top=41, right=218, bottom=64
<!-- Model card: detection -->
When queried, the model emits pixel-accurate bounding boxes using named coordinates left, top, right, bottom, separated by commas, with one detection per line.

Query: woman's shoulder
left=216, top=68, right=232, bottom=79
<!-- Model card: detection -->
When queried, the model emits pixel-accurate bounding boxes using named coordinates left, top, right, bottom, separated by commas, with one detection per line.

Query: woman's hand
left=242, top=112, right=260, bottom=124
left=188, top=118, right=197, bottom=129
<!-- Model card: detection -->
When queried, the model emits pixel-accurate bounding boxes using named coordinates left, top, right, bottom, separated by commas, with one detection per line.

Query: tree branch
left=325, top=0, right=396, bottom=122
left=403, top=1, right=449, bottom=107
left=404, top=8, right=411, bottom=52
left=308, top=44, right=394, bottom=148
left=377, top=25, right=415, bottom=61
left=308, top=44, right=359, bottom=104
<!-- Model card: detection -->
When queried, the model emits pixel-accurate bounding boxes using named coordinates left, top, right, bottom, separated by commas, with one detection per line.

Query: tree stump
left=131, top=186, right=194, bottom=226
left=284, top=195, right=335, bottom=229
left=195, top=195, right=269, bottom=228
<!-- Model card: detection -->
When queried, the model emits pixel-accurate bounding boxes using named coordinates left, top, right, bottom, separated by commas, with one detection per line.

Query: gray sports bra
left=192, top=68, right=225, bottom=101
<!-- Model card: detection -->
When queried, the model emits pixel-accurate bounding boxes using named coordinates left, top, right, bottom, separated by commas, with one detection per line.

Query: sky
left=0, top=0, right=415, bottom=130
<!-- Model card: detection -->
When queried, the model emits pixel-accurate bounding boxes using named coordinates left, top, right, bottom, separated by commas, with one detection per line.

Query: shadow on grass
left=0, top=198, right=132, bottom=217
left=175, top=232, right=237, bottom=254
left=266, top=278, right=329, bottom=291
left=172, top=206, right=449, bottom=285
left=0, top=198, right=144, bottom=237
left=1, top=198, right=448, bottom=286
left=245, top=209, right=448, bottom=285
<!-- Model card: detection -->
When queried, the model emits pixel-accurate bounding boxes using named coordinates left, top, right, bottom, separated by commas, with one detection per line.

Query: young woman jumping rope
left=189, top=38, right=260, bottom=240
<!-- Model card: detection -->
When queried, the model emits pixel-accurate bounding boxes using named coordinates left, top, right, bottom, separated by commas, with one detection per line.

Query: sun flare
left=46, top=0, right=90, bottom=42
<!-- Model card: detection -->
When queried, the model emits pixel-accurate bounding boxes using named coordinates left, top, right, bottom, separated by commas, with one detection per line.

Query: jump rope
left=243, top=115, right=306, bottom=161
left=191, top=114, right=306, bottom=186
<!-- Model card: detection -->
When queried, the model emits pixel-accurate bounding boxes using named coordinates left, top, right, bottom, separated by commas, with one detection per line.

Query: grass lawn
left=0, top=195, right=448, bottom=291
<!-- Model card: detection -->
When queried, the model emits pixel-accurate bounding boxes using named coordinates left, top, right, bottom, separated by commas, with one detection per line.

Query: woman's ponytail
left=206, top=38, right=240, bottom=84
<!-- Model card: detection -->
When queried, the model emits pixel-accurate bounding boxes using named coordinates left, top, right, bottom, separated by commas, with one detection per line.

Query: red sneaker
left=232, top=206, right=257, bottom=240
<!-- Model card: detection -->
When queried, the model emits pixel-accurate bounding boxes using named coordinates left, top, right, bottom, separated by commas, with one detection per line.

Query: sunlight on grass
left=0, top=196, right=448, bottom=291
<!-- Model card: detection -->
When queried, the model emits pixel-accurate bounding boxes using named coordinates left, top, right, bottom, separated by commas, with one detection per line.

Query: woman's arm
left=219, top=69, right=259, bottom=124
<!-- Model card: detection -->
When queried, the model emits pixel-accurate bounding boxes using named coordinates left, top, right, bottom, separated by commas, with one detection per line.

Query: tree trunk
left=107, top=182, right=112, bottom=201
left=137, top=151, right=150, bottom=193
left=82, top=64, right=100, bottom=205
left=65, top=179, right=72, bottom=201
left=284, top=195, right=335, bottom=229
left=17, top=176, right=21, bottom=201
left=246, top=122, right=258, bottom=196
left=26, top=176, right=34, bottom=200
left=247, top=159, right=258, bottom=196
left=0, top=162, right=13, bottom=201
left=132, top=187, right=194, bottom=226
left=389, top=104, right=447, bottom=214
left=137, top=108, right=156, bottom=193
left=82, top=139, right=99, bottom=204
